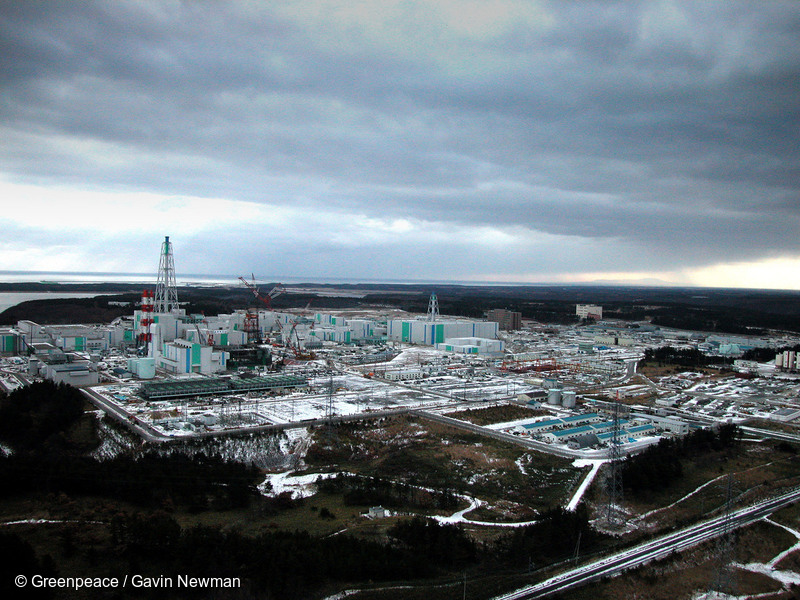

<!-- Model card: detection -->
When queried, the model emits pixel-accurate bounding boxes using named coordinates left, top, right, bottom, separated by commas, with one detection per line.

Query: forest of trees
left=0, top=381, right=260, bottom=511
left=621, top=424, right=740, bottom=495
left=318, top=473, right=461, bottom=510
left=503, top=505, right=606, bottom=568
left=641, top=346, right=732, bottom=368
left=0, top=380, right=96, bottom=455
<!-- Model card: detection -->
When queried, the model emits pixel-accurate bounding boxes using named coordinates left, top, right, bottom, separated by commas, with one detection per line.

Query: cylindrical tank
left=562, top=390, right=577, bottom=408
left=547, top=388, right=562, bottom=405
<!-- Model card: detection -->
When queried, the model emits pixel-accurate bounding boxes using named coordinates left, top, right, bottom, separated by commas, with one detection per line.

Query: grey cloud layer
left=1, top=0, right=799, bottom=278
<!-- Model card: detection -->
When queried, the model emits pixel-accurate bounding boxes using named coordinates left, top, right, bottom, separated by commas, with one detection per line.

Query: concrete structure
left=576, top=304, right=603, bottom=320
left=0, top=327, right=21, bottom=355
left=562, top=390, right=577, bottom=408
left=567, top=433, right=600, bottom=450
left=382, top=369, right=423, bottom=381
left=157, top=339, right=228, bottom=374
left=769, top=407, right=800, bottom=423
left=435, top=337, right=504, bottom=356
left=541, top=419, right=630, bottom=443
left=387, top=319, right=498, bottom=345
left=139, top=374, right=307, bottom=401
left=593, top=334, right=635, bottom=346
left=547, top=388, right=562, bottom=405
left=487, top=309, right=522, bottom=331
left=29, top=349, right=99, bottom=386
left=632, top=413, right=690, bottom=435
left=127, top=357, right=156, bottom=379
left=42, top=362, right=99, bottom=386
left=515, top=413, right=602, bottom=435
left=776, top=351, right=800, bottom=372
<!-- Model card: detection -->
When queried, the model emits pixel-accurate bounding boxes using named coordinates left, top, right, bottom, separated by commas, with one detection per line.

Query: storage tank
left=547, top=388, right=562, bottom=405
left=562, top=390, right=577, bottom=408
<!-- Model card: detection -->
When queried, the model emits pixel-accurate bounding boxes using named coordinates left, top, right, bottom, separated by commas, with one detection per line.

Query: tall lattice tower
left=154, top=236, right=179, bottom=313
left=604, top=393, right=624, bottom=527
left=427, top=292, right=439, bottom=322
left=709, top=474, right=738, bottom=597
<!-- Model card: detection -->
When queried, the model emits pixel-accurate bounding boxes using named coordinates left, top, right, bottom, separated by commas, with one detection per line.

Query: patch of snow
left=566, top=459, right=607, bottom=511
left=765, top=518, right=800, bottom=568
left=259, top=471, right=341, bottom=500
left=735, top=561, right=800, bottom=587
left=431, top=493, right=537, bottom=528
left=2, top=519, right=104, bottom=526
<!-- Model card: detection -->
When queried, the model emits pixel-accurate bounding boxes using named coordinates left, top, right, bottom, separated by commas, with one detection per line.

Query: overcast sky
left=1, top=1, right=799, bottom=288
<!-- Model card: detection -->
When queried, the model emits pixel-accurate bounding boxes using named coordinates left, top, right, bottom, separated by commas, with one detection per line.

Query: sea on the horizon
left=0, top=270, right=513, bottom=287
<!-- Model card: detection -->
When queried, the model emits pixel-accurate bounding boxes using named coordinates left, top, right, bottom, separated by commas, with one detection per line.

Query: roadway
left=492, top=486, right=800, bottom=599
left=414, top=410, right=605, bottom=459
left=81, top=385, right=460, bottom=445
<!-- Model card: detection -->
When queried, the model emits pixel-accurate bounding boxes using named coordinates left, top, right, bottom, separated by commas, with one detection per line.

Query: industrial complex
left=1, top=236, right=799, bottom=463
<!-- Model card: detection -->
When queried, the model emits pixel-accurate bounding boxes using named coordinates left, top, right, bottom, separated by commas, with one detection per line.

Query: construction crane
left=286, top=319, right=316, bottom=360
left=238, top=276, right=286, bottom=343
left=238, top=276, right=285, bottom=310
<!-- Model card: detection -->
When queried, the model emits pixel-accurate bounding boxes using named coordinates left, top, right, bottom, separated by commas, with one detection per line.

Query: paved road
left=81, top=385, right=440, bottom=445
left=492, top=486, right=800, bottom=599
left=81, top=387, right=171, bottom=443
left=415, top=410, right=603, bottom=459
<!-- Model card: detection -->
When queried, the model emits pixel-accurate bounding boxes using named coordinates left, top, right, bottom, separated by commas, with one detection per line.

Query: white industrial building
left=127, top=357, right=156, bottom=379
left=13, top=320, right=129, bottom=356
left=28, top=349, right=99, bottom=387
left=435, top=337, right=504, bottom=356
left=156, top=338, right=228, bottom=375
left=382, top=368, right=424, bottom=381
left=576, top=304, right=603, bottom=320
left=386, top=319, right=498, bottom=345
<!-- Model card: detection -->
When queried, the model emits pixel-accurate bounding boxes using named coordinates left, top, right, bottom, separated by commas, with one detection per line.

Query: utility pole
left=605, top=392, right=624, bottom=527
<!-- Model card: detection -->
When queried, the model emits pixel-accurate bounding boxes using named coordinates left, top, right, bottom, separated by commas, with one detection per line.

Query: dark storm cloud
left=1, top=0, right=799, bottom=278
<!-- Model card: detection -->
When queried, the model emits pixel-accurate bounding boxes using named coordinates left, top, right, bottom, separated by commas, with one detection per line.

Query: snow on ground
left=636, top=461, right=775, bottom=524
left=2, top=519, right=104, bottom=526
left=765, top=518, right=800, bottom=568
left=735, top=561, right=800, bottom=587
left=431, top=493, right=538, bottom=528
left=259, top=471, right=340, bottom=499
left=566, top=459, right=607, bottom=511
left=484, top=414, right=559, bottom=431
left=91, top=416, right=135, bottom=461
left=706, top=518, right=800, bottom=594
left=387, top=347, right=445, bottom=366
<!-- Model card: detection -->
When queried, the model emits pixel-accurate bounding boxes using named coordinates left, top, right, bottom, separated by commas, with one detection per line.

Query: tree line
left=318, top=473, right=461, bottom=510
left=621, top=424, right=740, bottom=495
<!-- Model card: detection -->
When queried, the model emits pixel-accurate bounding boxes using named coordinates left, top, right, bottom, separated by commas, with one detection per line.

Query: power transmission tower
left=709, top=474, right=738, bottom=597
left=326, top=374, right=335, bottom=421
left=324, top=373, right=337, bottom=441
left=604, top=393, right=624, bottom=527
left=154, top=236, right=179, bottom=313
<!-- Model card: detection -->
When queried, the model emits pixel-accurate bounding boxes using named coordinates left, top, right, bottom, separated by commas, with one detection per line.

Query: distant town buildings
left=487, top=309, right=522, bottom=331
left=576, top=304, right=603, bottom=320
